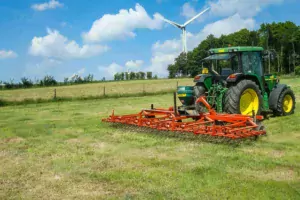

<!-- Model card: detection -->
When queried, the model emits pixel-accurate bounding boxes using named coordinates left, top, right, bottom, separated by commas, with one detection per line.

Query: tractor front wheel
left=273, top=88, right=296, bottom=116
left=224, top=80, right=263, bottom=115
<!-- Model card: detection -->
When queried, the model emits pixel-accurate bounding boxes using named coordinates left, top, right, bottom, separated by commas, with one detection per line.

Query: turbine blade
left=183, top=7, right=210, bottom=27
left=161, top=18, right=183, bottom=29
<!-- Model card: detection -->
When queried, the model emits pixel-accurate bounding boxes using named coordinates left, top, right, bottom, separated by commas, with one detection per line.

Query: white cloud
left=77, top=68, right=85, bottom=75
left=152, top=39, right=181, bottom=55
left=98, top=63, right=123, bottom=80
left=147, top=53, right=178, bottom=77
left=201, top=14, right=255, bottom=39
left=82, top=3, right=164, bottom=43
left=31, top=0, right=63, bottom=11
left=209, top=0, right=282, bottom=18
left=125, top=60, right=144, bottom=68
left=29, top=28, right=109, bottom=59
left=148, top=14, right=255, bottom=76
left=180, top=0, right=283, bottom=22
left=181, top=2, right=197, bottom=19
left=0, top=50, right=18, bottom=59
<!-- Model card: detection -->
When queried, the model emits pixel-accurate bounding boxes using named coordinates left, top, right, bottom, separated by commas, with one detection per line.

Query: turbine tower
left=162, top=7, right=210, bottom=54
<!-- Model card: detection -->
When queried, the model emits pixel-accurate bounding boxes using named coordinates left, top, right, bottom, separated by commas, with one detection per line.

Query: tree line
left=114, top=71, right=158, bottom=81
left=0, top=71, right=158, bottom=90
left=168, top=21, right=300, bottom=78
left=0, top=74, right=97, bottom=90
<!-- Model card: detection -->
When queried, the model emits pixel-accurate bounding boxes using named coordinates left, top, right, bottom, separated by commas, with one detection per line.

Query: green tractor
left=177, top=46, right=296, bottom=116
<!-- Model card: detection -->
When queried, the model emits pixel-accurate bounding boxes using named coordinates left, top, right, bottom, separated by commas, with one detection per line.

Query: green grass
left=0, top=78, right=300, bottom=199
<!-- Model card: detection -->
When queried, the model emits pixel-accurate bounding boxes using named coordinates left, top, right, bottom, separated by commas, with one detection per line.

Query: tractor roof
left=209, top=46, right=264, bottom=54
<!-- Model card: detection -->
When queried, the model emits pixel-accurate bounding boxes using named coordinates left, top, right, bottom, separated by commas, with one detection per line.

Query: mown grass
left=0, top=79, right=300, bottom=199
left=1, top=77, right=300, bottom=199
left=0, top=78, right=193, bottom=102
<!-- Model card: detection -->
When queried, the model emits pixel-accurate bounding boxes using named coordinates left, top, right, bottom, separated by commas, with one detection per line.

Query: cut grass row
left=0, top=93, right=299, bottom=199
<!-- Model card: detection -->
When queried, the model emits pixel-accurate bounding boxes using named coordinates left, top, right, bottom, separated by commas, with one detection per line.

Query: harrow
left=102, top=95, right=266, bottom=139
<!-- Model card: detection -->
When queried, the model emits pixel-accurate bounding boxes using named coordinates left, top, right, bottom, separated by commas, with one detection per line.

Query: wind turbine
left=162, top=7, right=210, bottom=54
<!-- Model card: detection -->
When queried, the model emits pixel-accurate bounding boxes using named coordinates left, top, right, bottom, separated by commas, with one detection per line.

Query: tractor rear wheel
left=224, top=80, right=263, bottom=115
left=273, top=88, right=295, bottom=116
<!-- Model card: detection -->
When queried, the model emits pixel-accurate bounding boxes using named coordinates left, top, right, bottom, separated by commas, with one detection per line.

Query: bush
left=295, top=66, right=300, bottom=76
left=21, top=77, right=33, bottom=88
left=39, top=75, right=57, bottom=86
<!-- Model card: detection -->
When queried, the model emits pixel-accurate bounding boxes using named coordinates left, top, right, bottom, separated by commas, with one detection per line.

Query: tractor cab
left=196, top=46, right=265, bottom=87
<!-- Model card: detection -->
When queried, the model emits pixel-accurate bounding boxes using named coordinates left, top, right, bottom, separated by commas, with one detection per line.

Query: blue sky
left=0, top=0, right=299, bottom=82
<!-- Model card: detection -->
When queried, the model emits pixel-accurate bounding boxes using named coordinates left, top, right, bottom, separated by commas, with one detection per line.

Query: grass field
left=0, top=79, right=193, bottom=102
left=1, top=78, right=300, bottom=199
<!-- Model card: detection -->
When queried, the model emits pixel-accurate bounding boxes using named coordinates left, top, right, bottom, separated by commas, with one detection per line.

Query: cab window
left=242, top=52, right=263, bottom=76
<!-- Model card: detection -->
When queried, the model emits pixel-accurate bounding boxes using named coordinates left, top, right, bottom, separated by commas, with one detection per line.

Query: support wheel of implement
left=194, top=84, right=206, bottom=113
left=273, top=88, right=296, bottom=116
left=224, top=80, right=263, bottom=115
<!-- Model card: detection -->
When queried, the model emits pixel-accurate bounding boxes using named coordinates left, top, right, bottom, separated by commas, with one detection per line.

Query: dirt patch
left=90, top=142, right=106, bottom=149
left=66, top=138, right=81, bottom=144
left=242, top=148, right=285, bottom=158
left=235, top=167, right=298, bottom=182
left=2, top=137, right=25, bottom=144
left=270, top=150, right=285, bottom=158
left=261, top=168, right=297, bottom=181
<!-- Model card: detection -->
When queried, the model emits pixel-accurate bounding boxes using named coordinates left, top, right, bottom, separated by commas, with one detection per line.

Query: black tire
left=194, top=84, right=206, bottom=113
left=273, top=88, right=296, bottom=116
left=224, top=80, right=263, bottom=115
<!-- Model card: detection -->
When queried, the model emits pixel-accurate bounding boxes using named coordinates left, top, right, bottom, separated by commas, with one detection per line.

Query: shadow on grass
left=107, top=123, right=263, bottom=147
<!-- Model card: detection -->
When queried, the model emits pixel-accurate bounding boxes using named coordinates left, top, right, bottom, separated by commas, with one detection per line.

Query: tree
left=129, top=72, right=136, bottom=80
left=136, top=72, right=140, bottom=80
left=120, top=72, right=125, bottom=80
left=125, top=72, right=129, bottom=80
left=40, top=75, right=57, bottom=86
left=114, top=73, right=120, bottom=81
left=175, top=53, right=188, bottom=76
left=146, top=72, right=152, bottom=79
left=140, top=72, right=146, bottom=79
left=167, top=64, right=178, bottom=78
left=64, top=77, right=69, bottom=84
left=21, top=77, right=33, bottom=88
left=84, top=74, right=94, bottom=82
left=70, top=74, right=83, bottom=83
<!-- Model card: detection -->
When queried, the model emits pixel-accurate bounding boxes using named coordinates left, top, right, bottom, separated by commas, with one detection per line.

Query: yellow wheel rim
left=283, top=94, right=293, bottom=113
left=240, top=88, right=259, bottom=115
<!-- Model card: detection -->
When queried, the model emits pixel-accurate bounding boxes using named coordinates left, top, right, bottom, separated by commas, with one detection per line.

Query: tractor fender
left=226, top=73, right=244, bottom=83
left=268, top=84, right=288, bottom=110
left=194, top=74, right=212, bottom=90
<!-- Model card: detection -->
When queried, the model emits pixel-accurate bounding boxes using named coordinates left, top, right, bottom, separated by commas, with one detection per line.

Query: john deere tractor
left=177, top=46, right=296, bottom=116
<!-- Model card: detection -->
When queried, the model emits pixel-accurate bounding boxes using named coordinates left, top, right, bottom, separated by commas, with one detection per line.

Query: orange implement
left=102, top=96, right=266, bottom=139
